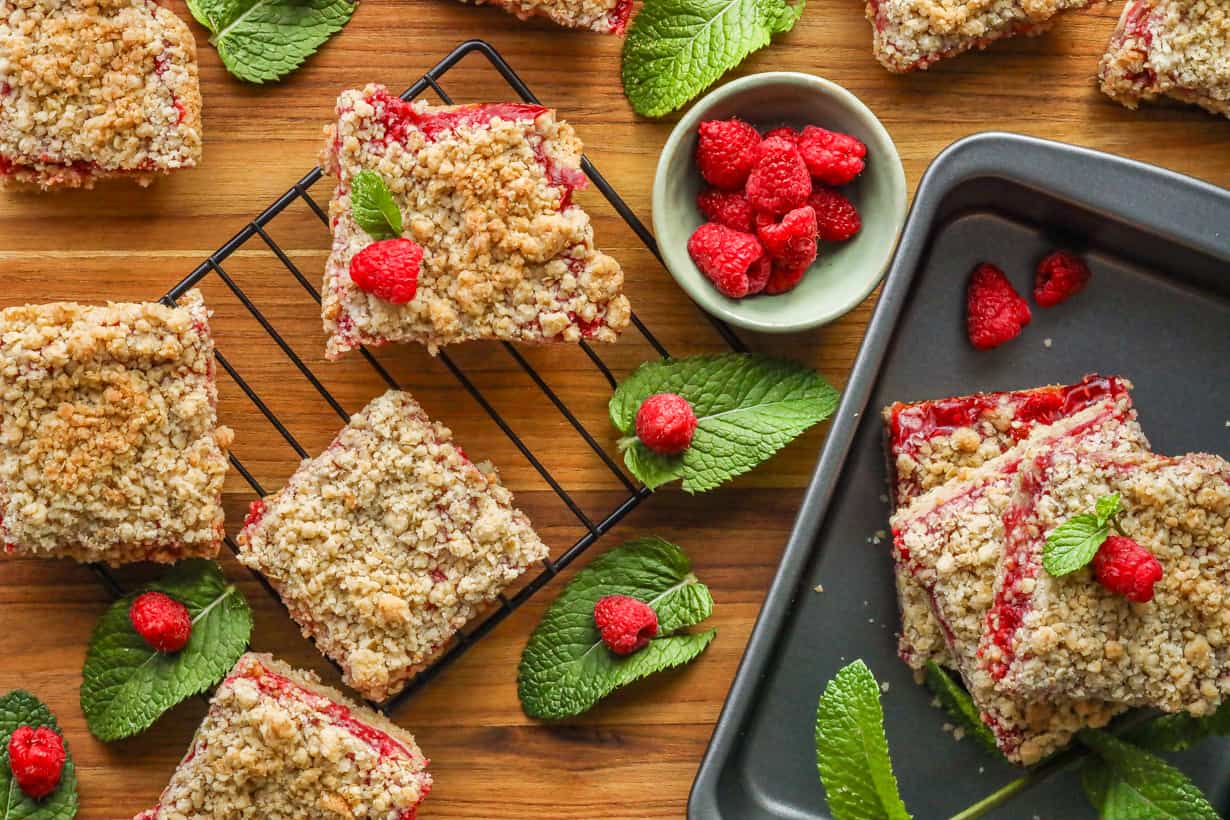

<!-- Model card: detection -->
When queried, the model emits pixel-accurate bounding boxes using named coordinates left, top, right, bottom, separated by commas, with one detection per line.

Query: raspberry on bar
left=892, top=399, right=1147, bottom=764
left=981, top=449, right=1230, bottom=715
left=0, top=291, right=233, bottom=566
left=882, top=375, right=1133, bottom=669
left=319, top=86, right=631, bottom=359
left=865, top=0, right=1093, bottom=72
left=0, top=0, right=203, bottom=189
left=458, top=0, right=633, bottom=33
left=1099, top=0, right=1230, bottom=120
left=134, top=653, right=432, bottom=820
left=237, top=390, right=550, bottom=702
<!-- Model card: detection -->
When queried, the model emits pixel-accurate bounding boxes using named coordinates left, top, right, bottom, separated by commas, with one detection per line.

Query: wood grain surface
left=1, top=2, right=1228, bottom=817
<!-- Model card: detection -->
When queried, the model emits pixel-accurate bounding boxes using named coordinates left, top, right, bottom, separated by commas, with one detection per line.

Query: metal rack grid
left=91, top=38, right=745, bottom=714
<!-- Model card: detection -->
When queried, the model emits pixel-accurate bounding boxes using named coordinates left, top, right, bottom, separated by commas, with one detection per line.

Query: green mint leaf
left=610, top=353, right=839, bottom=493
left=350, top=170, right=403, bottom=240
left=1078, top=730, right=1219, bottom=820
left=1042, top=513, right=1107, bottom=577
left=816, top=661, right=911, bottom=820
left=621, top=0, right=806, bottom=118
left=1121, top=700, right=1230, bottom=753
left=518, top=537, right=716, bottom=720
left=923, top=662, right=1001, bottom=757
left=184, top=0, right=356, bottom=84
left=0, top=691, right=78, bottom=819
left=80, top=560, right=253, bottom=742
left=1095, top=493, right=1122, bottom=527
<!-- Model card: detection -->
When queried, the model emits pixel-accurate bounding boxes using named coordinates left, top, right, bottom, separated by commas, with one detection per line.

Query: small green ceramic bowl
left=652, top=72, right=907, bottom=333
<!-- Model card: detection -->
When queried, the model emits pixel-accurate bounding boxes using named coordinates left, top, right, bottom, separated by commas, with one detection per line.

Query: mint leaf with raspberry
left=184, top=0, right=356, bottom=84
left=816, top=661, right=911, bottom=820
left=923, top=662, right=1000, bottom=757
left=0, top=691, right=78, bottom=819
left=621, top=0, right=806, bottom=118
left=80, top=560, right=252, bottom=742
left=518, top=537, right=716, bottom=720
left=610, top=353, right=838, bottom=492
left=1043, top=493, right=1123, bottom=576
left=350, top=170, right=403, bottom=241
left=1079, top=730, right=1219, bottom=820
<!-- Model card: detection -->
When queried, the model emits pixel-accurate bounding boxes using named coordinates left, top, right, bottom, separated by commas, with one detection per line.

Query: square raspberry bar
left=866, top=0, right=1094, bottom=72
left=1099, top=0, right=1230, bottom=120
left=134, top=653, right=432, bottom=820
left=0, top=290, right=233, bottom=566
left=237, top=390, right=550, bottom=702
left=892, top=398, right=1147, bottom=764
left=320, top=86, right=631, bottom=359
left=982, top=449, right=1230, bottom=716
left=0, top=0, right=202, bottom=189
left=884, top=375, right=1132, bottom=669
left=460, top=0, right=633, bottom=33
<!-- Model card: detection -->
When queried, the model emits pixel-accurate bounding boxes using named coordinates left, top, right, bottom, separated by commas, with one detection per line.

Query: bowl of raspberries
left=652, top=72, right=907, bottom=333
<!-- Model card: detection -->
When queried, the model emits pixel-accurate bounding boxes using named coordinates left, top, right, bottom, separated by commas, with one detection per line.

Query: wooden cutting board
left=0, top=2, right=1227, bottom=816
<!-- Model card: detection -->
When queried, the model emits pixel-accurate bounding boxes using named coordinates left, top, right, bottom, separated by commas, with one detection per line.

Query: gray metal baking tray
left=689, top=132, right=1230, bottom=820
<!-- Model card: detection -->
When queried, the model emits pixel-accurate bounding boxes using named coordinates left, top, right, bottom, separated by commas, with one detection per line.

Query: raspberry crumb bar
left=459, top=0, right=633, bottom=33
left=866, top=0, right=1093, bottom=72
left=883, top=375, right=1132, bottom=668
left=320, top=86, right=631, bottom=359
left=0, top=0, right=202, bottom=189
left=0, top=291, right=232, bottom=566
left=237, top=390, right=550, bottom=702
left=1099, top=0, right=1230, bottom=120
left=134, top=653, right=432, bottom=820
left=982, top=449, right=1230, bottom=715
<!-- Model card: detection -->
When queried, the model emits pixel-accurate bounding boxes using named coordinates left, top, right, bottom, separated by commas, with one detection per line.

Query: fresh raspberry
left=635, top=393, right=698, bottom=455
left=746, top=254, right=772, bottom=295
left=695, top=118, right=761, bottom=190
left=1093, top=535, right=1163, bottom=603
left=696, top=188, right=754, bottom=232
left=966, top=263, right=1032, bottom=350
left=745, top=137, right=812, bottom=216
left=8, top=725, right=65, bottom=800
left=349, top=238, right=423, bottom=305
left=808, top=187, right=862, bottom=242
left=593, top=594, right=659, bottom=655
left=129, top=591, right=192, bottom=653
left=687, top=222, right=764, bottom=299
left=756, top=206, right=818, bottom=270
left=797, top=126, right=867, bottom=185
left=764, top=259, right=809, bottom=295
left=1034, top=250, right=1092, bottom=307
left=762, top=126, right=798, bottom=143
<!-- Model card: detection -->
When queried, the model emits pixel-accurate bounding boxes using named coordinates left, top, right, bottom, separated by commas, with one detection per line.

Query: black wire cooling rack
left=90, top=39, right=745, bottom=714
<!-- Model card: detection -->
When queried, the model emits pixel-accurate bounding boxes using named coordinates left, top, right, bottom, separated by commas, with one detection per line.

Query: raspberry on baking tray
left=966, top=263, right=1032, bottom=350
left=1034, top=250, right=1092, bottom=307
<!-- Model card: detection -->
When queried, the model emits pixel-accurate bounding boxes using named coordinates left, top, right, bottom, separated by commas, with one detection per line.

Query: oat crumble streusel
left=0, top=290, right=232, bottom=566
left=236, top=390, right=550, bottom=702
left=134, top=653, right=432, bottom=820
left=0, top=0, right=202, bottom=189
left=459, top=0, right=632, bottom=33
left=319, top=85, right=631, bottom=358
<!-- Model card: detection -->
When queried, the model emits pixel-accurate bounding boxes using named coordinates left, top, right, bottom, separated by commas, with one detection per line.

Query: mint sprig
left=80, top=560, right=252, bottom=742
left=1042, top=492, right=1122, bottom=576
left=1079, top=730, right=1219, bottom=820
left=184, top=0, right=356, bottom=84
left=610, top=353, right=839, bottom=492
left=350, top=170, right=403, bottom=240
left=815, top=660, right=911, bottom=820
left=621, top=0, right=806, bottom=118
left=0, top=691, right=78, bottom=819
left=923, top=662, right=1000, bottom=757
left=517, top=537, right=716, bottom=720
left=1120, top=699, right=1230, bottom=753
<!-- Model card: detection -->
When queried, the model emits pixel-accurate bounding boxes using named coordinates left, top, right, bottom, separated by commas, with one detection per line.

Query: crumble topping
left=460, top=0, right=632, bottom=33
left=1099, top=0, right=1230, bottom=119
left=0, top=290, right=232, bottom=566
left=320, top=86, right=631, bottom=359
left=984, top=450, right=1230, bottom=715
left=0, top=0, right=202, bottom=189
left=135, top=653, right=431, bottom=820
left=236, top=390, right=550, bottom=702
left=865, top=0, right=1092, bottom=72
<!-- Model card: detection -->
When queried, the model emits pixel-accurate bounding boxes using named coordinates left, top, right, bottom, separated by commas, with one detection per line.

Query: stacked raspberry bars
left=458, top=0, right=632, bottom=32
left=885, top=375, right=1230, bottom=764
